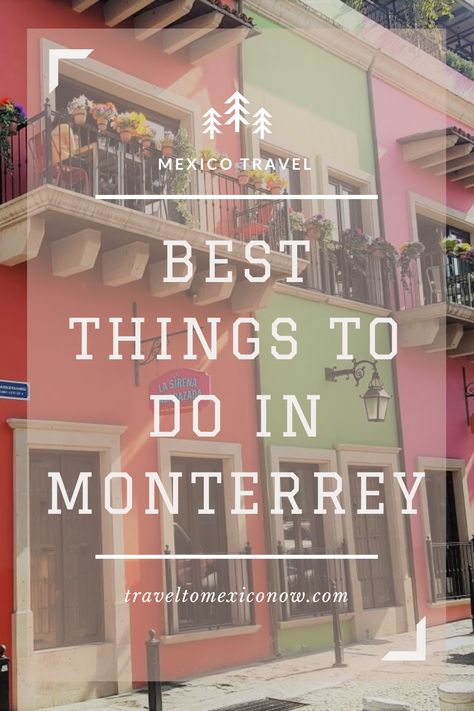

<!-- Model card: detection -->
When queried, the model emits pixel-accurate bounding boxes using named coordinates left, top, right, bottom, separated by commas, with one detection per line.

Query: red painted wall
left=0, top=0, right=268, bottom=683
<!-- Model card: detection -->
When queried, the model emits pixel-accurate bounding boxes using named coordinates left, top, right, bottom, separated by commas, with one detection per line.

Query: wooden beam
left=72, top=0, right=100, bottom=11
left=449, top=330, right=474, bottom=358
left=458, top=176, right=474, bottom=189
left=435, top=153, right=474, bottom=175
left=401, top=134, right=458, bottom=162
left=162, top=11, right=223, bottom=54
left=451, top=164, right=474, bottom=182
left=149, top=257, right=196, bottom=297
left=188, top=26, right=250, bottom=64
left=102, top=241, right=149, bottom=286
left=103, top=0, right=155, bottom=27
left=417, top=143, right=472, bottom=170
left=0, top=217, right=45, bottom=266
left=425, top=323, right=464, bottom=353
left=134, top=0, right=195, bottom=41
left=191, top=265, right=236, bottom=305
left=51, top=229, right=101, bottom=277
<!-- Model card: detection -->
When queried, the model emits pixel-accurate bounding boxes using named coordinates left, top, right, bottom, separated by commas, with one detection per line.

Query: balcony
left=163, top=548, right=255, bottom=634
left=343, top=0, right=474, bottom=79
left=426, top=537, right=474, bottom=601
left=0, top=106, right=302, bottom=310
left=396, top=249, right=474, bottom=353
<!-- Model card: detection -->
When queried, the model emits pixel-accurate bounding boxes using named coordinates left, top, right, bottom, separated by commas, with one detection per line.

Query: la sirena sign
left=149, top=368, right=211, bottom=413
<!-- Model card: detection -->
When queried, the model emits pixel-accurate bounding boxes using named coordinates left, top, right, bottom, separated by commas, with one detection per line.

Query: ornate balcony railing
left=427, top=537, right=474, bottom=601
left=276, top=543, right=353, bottom=621
left=400, top=249, right=474, bottom=310
left=163, top=546, right=255, bottom=634
left=0, top=104, right=290, bottom=249
left=343, top=0, right=474, bottom=65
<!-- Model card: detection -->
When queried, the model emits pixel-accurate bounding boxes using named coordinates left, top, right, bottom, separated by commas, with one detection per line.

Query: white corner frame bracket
left=48, top=48, right=93, bottom=93
left=383, top=617, right=427, bottom=662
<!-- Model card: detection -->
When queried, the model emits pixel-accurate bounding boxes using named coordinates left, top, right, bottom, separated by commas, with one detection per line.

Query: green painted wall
left=257, top=292, right=398, bottom=449
left=278, top=618, right=353, bottom=656
left=243, top=10, right=375, bottom=174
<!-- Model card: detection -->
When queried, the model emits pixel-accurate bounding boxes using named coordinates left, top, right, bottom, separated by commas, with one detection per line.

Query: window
left=171, top=456, right=231, bottom=630
left=30, top=450, right=104, bottom=650
left=349, top=466, right=395, bottom=610
left=280, top=462, right=331, bottom=618
left=326, top=178, right=363, bottom=240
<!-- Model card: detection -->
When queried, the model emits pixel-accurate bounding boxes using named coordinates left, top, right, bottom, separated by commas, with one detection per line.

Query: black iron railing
left=163, top=546, right=255, bottom=634
left=400, top=249, right=474, bottom=310
left=297, top=237, right=397, bottom=308
left=0, top=103, right=290, bottom=249
left=427, top=537, right=474, bottom=601
left=344, top=0, right=445, bottom=59
left=277, top=543, right=352, bottom=621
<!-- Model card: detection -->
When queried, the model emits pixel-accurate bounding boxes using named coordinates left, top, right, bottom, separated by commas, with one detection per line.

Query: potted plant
left=266, top=173, right=288, bottom=195
left=160, top=131, right=176, bottom=158
left=304, top=214, right=334, bottom=243
left=199, top=146, right=221, bottom=171
left=440, top=236, right=469, bottom=257
left=398, top=241, right=426, bottom=290
left=112, top=112, right=144, bottom=143
left=67, top=95, right=92, bottom=125
left=289, top=209, right=305, bottom=238
left=0, top=98, right=26, bottom=137
left=248, top=168, right=268, bottom=190
left=91, top=102, right=117, bottom=133
left=235, top=161, right=249, bottom=186
left=137, top=124, right=156, bottom=156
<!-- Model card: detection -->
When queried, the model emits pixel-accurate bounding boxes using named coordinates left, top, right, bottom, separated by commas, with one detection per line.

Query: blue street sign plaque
left=0, top=380, right=30, bottom=401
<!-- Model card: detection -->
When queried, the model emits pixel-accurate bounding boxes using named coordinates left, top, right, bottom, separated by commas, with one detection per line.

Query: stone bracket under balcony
left=395, top=302, right=474, bottom=356
left=0, top=185, right=306, bottom=313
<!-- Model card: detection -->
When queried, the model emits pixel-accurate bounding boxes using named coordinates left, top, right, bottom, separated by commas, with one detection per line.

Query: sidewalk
left=42, top=620, right=474, bottom=711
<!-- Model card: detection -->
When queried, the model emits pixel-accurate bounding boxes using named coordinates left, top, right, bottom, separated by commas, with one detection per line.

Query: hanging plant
left=398, top=241, right=426, bottom=290
left=0, top=97, right=26, bottom=171
left=289, top=209, right=305, bottom=237
left=168, top=128, right=197, bottom=226
left=304, top=214, right=334, bottom=245
left=370, top=237, right=398, bottom=276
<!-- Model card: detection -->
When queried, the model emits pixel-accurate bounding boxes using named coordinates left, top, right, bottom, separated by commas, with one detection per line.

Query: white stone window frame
left=417, top=455, right=472, bottom=605
left=7, top=418, right=132, bottom=711
left=408, top=192, right=474, bottom=307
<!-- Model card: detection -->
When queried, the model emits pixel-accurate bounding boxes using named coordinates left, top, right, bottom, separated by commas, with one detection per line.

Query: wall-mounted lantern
left=325, top=359, right=391, bottom=423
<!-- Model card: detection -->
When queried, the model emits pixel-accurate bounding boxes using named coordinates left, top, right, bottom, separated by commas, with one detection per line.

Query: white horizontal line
left=95, top=194, right=379, bottom=201
left=96, top=554, right=377, bottom=560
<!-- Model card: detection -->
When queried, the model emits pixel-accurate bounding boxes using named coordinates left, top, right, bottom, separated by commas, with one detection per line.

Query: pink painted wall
left=372, top=76, right=474, bottom=624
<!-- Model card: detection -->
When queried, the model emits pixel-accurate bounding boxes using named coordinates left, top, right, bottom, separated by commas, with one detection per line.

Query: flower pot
left=141, top=138, right=152, bottom=150
left=238, top=172, right=249, bottom=186
left=73, top=108, right=87, bottom=126
left=8, top=119, right=18, bottom=136
left=253, top=180, right=265, bottom=190
left=161, top=144, right=174, bottom=158
left=96, top=118, right=107, bottom=134
left=269, top=185, right=282, bottom=195
left=119, top=129, right=133, bottom=143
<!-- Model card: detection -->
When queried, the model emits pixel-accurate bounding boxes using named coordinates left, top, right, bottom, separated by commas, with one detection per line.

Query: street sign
left=0, top=380, right=30, bottom=401
left=149, top=369, right=210, bottom=412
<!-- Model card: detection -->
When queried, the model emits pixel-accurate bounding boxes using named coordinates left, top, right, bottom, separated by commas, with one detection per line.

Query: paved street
left=42, top=620, right=474, bottom=711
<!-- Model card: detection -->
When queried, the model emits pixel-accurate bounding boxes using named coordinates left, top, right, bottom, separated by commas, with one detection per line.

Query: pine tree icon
left=224, top=91, right=250, bottom=132
left=202, top=108, right=222, bottom=140
left=253, top=107, right=272, bottom=139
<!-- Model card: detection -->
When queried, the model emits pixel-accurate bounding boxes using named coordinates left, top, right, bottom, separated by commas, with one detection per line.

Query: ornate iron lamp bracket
left=463, top=367, right=474, bottom=426
left=324, top=358, right=378, bottom=386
